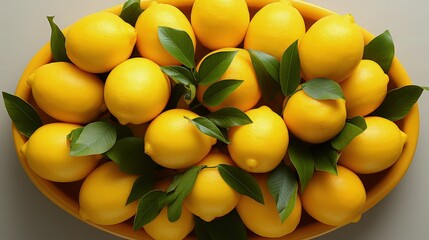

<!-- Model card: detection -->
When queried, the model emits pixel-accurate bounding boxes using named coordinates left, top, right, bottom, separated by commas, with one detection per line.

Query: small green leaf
left=279, top=184, right=298, bottom=222
left=165, top=84, right=188, bottom=110
left=184, top=84, right=197, bottom=105
left=69, top=121, right=116, bottom=156
left=166, top=174, right=183, bottom=194
left=218, top=164, right=264, bottom=204
left=161, top=66, right=195, bottom=86
left=2, top=92, right=43, bottom=138
left=372, top=85, right=423, bottom=121
left=363, top=30, right=395, bottom=73
left=67, top=127, right=83, bottom=146
left=198, top=51, right=238, bottom=85
left=194, top=210, right=247, bottom=240
left=133, top=190, right=166, bottom=230
left=158, top=26, right=195, bottom=69
left=127, top=175, right=155, bottom=205
left=280, top=40, right=301, bottom=96
left=187, top=116, right=229, bottom=144
left=288, top=138, right=315, bottom=192
left=313, top=144, right=339, bottom=175
left=206, top=107, right=252, bottom=128
left=47, top=16, right=69, bottom=62
left=331, top=116, right=367, bottom=151
left=119, top=0, right=143, bottom=26
left=202, top=80, right=243, bottom=107
left=302, top=78, right=345, bottom=100
left=247, top=49, right=279, bottom=82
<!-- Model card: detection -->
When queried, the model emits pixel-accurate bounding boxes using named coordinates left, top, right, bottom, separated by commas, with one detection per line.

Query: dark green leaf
left=363, top=30, right=395, bottom=73
left=158, top=26, right=195, bottom=69
left=247, top=49, right=279, bottom=82
left=2, top=92, right=43, bottom=138
left=47, top=16, right=69, bottom=62
left=166, top=174, right=183, bottom=194
left=165, top=84, right=188, bottom=110
left=372, top=85, right=423, bottom=121
left=218, top=164, right=264, bottom=204
left=194, top=210, right=247, bottom=240
left=302, top=78, right=345, bottom=100
left=288, top=138, right=315, bottom=192
left=198, top=51, right=238, bottom=85
left=127, top=175, right=155, bottom=205
left=313, top=144, right=339, bottom=175
left=206, top=107, right=252, bottom=128
left=115, top=124, right=134, bottom=139
left=69, top=121, right=116, bottom=156
left=184, top=84, right=196, bottom=105
left=133, top=190, right=166, bottom=230
left=161, top=66, right=195, bottom=86
left=331, top=116, right=367, bottom=150
left=280, top=40, right=301, bottom=96
left=279, top=184, right=298, bottom=222
left=202, top=80, right=243, bottom=107
left=119, top=0, right=143, bottom=26
left=187, top=116, right=229, bottom=144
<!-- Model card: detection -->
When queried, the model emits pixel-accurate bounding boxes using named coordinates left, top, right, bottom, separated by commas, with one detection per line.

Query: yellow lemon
left=236, top=173, right=301, bottom=238
left=196, top=48, right=261, bottom=112
left=191, top=0, right=250, bottom=50
left=301, top=165, right=366, bottom=227
left=228, top=106, right=289, bottom=173
left=283, top=89, right=346, bottom=144
left=338, top=116, right=407, bottom=174
left=135, top=1, right=196, bottom=66
left=244, top=0, right=306, bottom=60
left=65, top=12, right=136, bottom=73
left=183, top=150, right=241, bottom=222
left=20, top=122, right=101, bottom=182
left=27, top=62, right=106, bottom=124
left=104, top=58, right=171, bottom=125
left=144, top=109, right=216, bottom=169
left=79, top=161, right=139, bottom=225
left=340, top=60, right=389, bottom=118
left=299, top=14, right=364, bottom=82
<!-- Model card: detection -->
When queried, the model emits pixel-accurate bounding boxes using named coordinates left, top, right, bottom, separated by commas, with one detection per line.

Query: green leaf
left=186, top=116, right=229, bottom=144
left=313, top=144, right=339, bottom=175
left=67, top=127, right=83, bottom=146
left=158, top=26, right=195, bottom=69
left=165, top=84, right=188, bottom=110
left=2, top=92, right=43, bottom=138
left=363, top=30, right=395, bottom=73
left=194, top=210, right=247, bottom=240
left=161, top=66, right=195, bottom=86
left=166, top=174, right=183, bottom=194
left=247, top=49, right=279, bottom=82
left=202, top=80, right=243, bottom=107
left=331, top=116, right=367, bottom=151
left=115, top=124, right=134, bottom=139
left=119, top=0, right=143, bottom=26
left=133, top=190, right=166, bottom=230
left=206, top=107, right=252, bottom=128
left=106, top=137, right=158, bottom=174
left=372, top=85, right=423, bottom=121
left=127, top=175, right=155, bottom=205
left=279, top=40, right=301, bottom=96
left=47, top=16, right=69, bottom=62
left=302, top=78, right=345, bottom=100
left=184, top=84, right=197, bottom=105
left=288, top=138, right=315, bottom=192
left=198, top=51, right=238, bottom=85
left=267, top=164, right=298, bottom=222
left=218, top=164, right=264, bottom=204
left=69, top=121, right=116, bottom=156
left=280, top=184, right=298, bottom=223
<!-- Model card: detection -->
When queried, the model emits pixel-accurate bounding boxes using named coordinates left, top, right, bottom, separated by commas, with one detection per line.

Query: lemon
left=27, top=62, right=106, bottom=124
left=183, top=150, right=241, bottom=222
left=196, top=48, right=261, bottom=112
left=299, top=14, right=364, bottom=82
left=104, top=58, right=171, bottom=125
left=135, top=1, right=196, bottom=66
left=301, top=165, right=366, bottom=227
left=283, top=89, right=346, bottom=144
left=144, top=109, right=216, bottom=169
left=338, top=116, right=407, bottom=174
left=228, top=106, right=289, bottom=173
left=244, top=0, right=306, bottom=60
left=79, top=161, right=139, bottom=225
left=236, top=173, right=301, bottom=238
left=65, top=12, right=136, bottom=73
left=20, top=123, right=101, bottom=182
left=340, top=60, right=389, bottom=118
left=191, top=0, right=250, bottom=50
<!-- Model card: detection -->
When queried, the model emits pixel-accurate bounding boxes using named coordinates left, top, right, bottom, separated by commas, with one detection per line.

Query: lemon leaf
left=202, top=79, right=243, bottom=107
left=313, top=143, right=339, bottom=175
left=247, top=49, right=279, bottom=82
left=133, top=190, right=166, bottom=230
left=2, top=92, right=43, bottom=138
left=302, top=78, right=345, bottom=100
left=372, top=85, right=424, bottom=121
left=280, top=40, right=301, bottom=96
left=115, top=124, right=134, bottom=139
left=186, top=116, right=230, bottom=144
left=363, top=30, right=395, bottom=73
left=47, top=16, right=70, bottom=62
left=67, top=127, right=83, bottom=146
left=280, top=184, right=298, bottom=223
left=119, top=0, right=143, bottom=26
left=218, top=164, right=264, bottom=204
left=331, top=116, right=367, bottom=151
left=166, top=174, right=183, bottom=194
left=206, top=107, right=252, bottom=128
left=161, top=66, right=195, bottom=85
left=158, top=26, right=195, bottom=69
left=184, top=84, right=197, bottom=105
left=198, top=51, right=238, bottom=85
left=194, top=210, right=247, bottom=240
left=165, top=84, right=188, bottom=110
left=288, top=137, right=315, bottom=192
left=127, top=175, right=155, bottom=205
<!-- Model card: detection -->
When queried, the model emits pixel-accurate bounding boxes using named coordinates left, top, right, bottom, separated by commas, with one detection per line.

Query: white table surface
left=1, top=0, right=428, bottom=239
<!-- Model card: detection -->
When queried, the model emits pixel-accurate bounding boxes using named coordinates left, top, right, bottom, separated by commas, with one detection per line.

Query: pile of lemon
left=15, top=0, right=411, bottom=239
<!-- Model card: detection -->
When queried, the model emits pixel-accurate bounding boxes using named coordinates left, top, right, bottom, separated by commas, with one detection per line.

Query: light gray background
left=0, top=0, right=428, bottom=239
